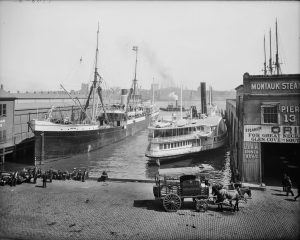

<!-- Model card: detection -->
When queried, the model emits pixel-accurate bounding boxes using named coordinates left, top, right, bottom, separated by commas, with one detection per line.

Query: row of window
left=0, top=104, right=7, bottom=117
left=150, top=126, right=212, bottom=138
left=159, top=140, right=193, bottom=150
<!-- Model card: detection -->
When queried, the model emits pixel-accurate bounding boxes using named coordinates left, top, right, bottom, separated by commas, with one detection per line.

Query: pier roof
left=0, top=89, right=16, bottom=100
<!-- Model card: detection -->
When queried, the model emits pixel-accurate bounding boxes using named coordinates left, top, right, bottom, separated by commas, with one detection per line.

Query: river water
left=3, top=100, right=232, bottom=185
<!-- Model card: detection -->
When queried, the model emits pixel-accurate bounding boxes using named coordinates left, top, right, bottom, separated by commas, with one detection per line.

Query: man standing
left=82, top=169, right=86, bottom=182
left=294, top=182, right=300, bottom=201
left=42, top=172, right=47, bottom=188
left=286, top=176, right=294, bottom=197
left=33, top=167, right=37, bottom=184
left=49, top=167, right=53, bottom=183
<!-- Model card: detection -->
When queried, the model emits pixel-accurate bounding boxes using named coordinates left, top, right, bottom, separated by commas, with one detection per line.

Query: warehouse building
left=226, top=73, right=300, bottom=185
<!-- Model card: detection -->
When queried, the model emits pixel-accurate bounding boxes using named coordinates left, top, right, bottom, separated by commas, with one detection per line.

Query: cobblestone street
left=0, top=180, right=299, bottom=240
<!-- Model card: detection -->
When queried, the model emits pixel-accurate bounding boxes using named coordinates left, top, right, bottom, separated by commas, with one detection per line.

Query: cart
left=153, top=167, right=211, bottom=212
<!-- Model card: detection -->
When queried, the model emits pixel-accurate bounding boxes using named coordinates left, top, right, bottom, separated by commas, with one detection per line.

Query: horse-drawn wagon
left=153, top=167, right=211, bottom=212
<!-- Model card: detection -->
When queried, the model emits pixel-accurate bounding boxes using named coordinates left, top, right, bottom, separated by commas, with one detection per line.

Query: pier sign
left=244, top=125, right=300, bottom=143
left=243, top=142, right=260, bottom=162
left=246, top=78, right=300, bottom=95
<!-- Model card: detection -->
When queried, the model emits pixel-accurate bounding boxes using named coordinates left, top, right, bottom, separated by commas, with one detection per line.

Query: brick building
left=226, top=73, right=300, bottom=185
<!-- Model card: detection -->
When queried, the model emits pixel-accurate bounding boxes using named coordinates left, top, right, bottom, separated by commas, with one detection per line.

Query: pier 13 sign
left=244, top=125, right=300, bottom=143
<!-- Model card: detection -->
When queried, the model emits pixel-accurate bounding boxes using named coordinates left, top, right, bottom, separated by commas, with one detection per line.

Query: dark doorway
left=261, top=142, right=299, bottom=186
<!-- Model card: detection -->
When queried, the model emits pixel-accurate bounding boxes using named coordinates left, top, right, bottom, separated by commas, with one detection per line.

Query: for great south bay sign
left=244, top=125, right=300, bottom=143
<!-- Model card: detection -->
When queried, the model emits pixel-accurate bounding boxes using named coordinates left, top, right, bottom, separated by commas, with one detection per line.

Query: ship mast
left=269, top=28, right=273, bottom=75
left=132, top=46, right=138, bottom=106
left=91, top=23, right=100, bottom=123
left=180, top=83, right=183, bottom=119
left=152, top=77, right=155, bottom=105
left=263, top=35, right=267, bottom=75
left=275, top=18, right=281, bottom=75
left=80, top=23, right=106, bottom=123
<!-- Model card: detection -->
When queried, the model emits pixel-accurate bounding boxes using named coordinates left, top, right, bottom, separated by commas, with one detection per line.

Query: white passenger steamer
left=145, top=105, right=227, bottom=161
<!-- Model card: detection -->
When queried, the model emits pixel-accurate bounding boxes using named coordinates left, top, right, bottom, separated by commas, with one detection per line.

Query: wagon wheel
left=163, top=194, right=182, bottom=212
left=195, top=199, right=208, bottom=212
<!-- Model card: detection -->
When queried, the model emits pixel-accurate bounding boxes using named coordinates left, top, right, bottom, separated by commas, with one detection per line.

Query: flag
left=132, top=46, right=138, bottom=51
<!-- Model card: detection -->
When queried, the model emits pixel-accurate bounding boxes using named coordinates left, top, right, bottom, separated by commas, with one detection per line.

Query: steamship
left=145, top=85, right=227, bottom=162
left=29, top=26, right=159, bottom=161
left=159, top=100, right=186, bottom=112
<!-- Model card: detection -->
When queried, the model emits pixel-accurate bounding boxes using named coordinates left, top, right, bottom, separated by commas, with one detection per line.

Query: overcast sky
left=0, top=1, right=299, bottom=92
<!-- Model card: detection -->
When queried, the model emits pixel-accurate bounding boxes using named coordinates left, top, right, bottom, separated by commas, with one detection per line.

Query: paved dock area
left=0, top=180, right=299, bottom=240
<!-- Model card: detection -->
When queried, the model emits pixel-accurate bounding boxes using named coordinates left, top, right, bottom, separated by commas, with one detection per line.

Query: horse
left=212, top=184, right=241, bottom=212
left=228, top=182, right=252, bottom=201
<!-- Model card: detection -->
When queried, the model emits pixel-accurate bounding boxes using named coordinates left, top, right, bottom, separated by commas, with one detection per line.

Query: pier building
left=226, top=73, right=300, bottom=185
left=0, top=87, right=16, bottom=164
left=0, top=87, right=85, bottom=165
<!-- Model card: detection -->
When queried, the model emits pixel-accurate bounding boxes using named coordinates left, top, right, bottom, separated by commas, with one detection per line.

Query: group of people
left=0, top=167, right=90, bottom=188
left=0, top=167, right=42, bottom=187
left=282, top=173, right=299, bottom=201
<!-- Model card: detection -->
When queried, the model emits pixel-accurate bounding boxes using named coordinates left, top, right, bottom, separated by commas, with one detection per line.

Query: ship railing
left=148, top=134, right=199, bottom=143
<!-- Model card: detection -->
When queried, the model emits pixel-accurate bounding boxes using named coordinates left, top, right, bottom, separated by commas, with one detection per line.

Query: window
left=0, top=130, right=6, bottom=142
left=261, top=104, right=279, bottom=124
left=0, top=104, right=7, bottom=117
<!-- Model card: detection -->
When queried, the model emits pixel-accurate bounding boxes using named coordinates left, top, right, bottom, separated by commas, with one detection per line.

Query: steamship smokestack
left=200, top=82, right=207, bottom=114
left=121, top=89, right=128, bottom=106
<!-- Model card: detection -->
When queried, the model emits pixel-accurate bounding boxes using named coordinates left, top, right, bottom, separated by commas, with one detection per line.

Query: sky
left=0, top=1, right=299, bottom=92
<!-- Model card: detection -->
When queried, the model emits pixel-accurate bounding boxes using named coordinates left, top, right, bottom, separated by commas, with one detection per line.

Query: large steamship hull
left=33, top=113, right=157, bottom=161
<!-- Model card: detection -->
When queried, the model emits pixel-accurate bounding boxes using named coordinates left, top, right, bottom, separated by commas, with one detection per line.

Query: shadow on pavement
left=133, top=199, right=164, bottom=212
left=285, top=198, right=296, bottom=202
left=271, top=193, right=287, bottom=196
left=270, top=189, right=283, bottom=192
left=133, top=199, right=240, bottom=214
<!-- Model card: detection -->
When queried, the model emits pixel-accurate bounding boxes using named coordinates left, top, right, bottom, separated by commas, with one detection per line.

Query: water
left=25, top=129, right=231, bottom=186
left=3, top=99, right=231, bottom=185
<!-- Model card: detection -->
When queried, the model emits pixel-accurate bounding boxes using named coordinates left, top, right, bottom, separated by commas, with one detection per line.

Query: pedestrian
left=10, top=172, right=15, bottom=187
left=42, top=173, right=47, bottom=188
left=286, top=176, right=294, bottom=197
left=234, top=168, right=241, bottom=183
left=33, top=167, right=37, bottom=184
left=82, top=169, right=86, bottom=182
left=49, top=167, right=53, bottom=183
left=98, top=171, right=108, bottom=182
left=294, top=182, right=300, bottom=201
left=13, top=171, right=18, bottom=186
left=282, top=173, right=288, bottom=192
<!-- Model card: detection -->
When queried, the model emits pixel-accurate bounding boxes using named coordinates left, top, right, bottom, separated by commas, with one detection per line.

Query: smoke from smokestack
left=143, top=43, right=175, bottom=88
left=168, top=92, right=178, bottom=101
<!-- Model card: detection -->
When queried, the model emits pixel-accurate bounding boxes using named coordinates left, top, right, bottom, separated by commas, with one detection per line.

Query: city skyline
left=0, top=1, right=299, bottom=92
